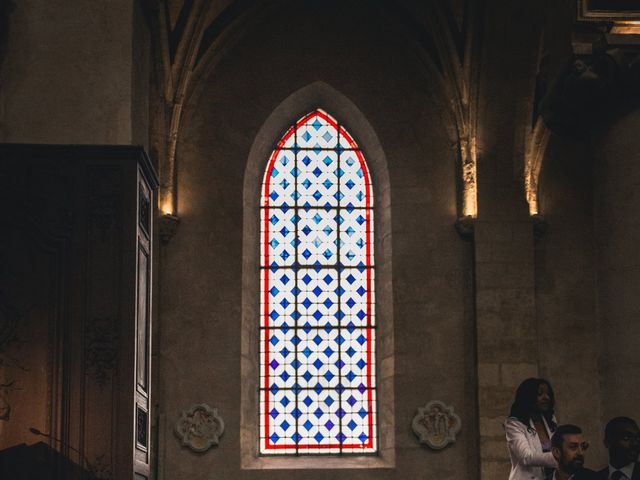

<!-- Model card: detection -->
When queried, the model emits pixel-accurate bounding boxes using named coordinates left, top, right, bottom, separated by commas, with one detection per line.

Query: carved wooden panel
left=137, top=245, right=150, bottom=392
left=135, top=170, right=153, bottom=469
left=0, top=144, right=157, bottom=480
left=0, top=158, right=73, bottom=459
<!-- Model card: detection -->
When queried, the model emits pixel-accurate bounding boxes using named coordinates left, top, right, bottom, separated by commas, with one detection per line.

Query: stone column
left=472, top=3, right=545, bottom=477
left=474, top=216, right=538, bottom=479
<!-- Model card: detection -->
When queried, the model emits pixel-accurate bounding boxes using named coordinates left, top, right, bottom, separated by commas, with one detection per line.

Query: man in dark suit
left=596, top=417, right=640, bottom=480
left=546, top=424, right=598, bottom=480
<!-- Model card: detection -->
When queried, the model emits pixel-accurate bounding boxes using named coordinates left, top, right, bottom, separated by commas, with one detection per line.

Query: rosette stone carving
left=174, top=403, right=224, bottom=452
left=411, top=400, right=461, bottom=450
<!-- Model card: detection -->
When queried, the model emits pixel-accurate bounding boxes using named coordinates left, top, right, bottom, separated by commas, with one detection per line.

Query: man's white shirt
left=608, top=463, right=636, bottom=480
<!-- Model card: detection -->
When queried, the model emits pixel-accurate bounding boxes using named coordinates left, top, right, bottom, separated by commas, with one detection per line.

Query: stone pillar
left=474, top=217, right=538, bottom=479
left=473, top=1, right=544, bottom=477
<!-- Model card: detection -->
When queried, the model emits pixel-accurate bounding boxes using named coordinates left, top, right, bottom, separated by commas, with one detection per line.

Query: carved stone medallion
left=411, top=400, right=462, bottom=450
left=174, top=404, right=224, bottom=452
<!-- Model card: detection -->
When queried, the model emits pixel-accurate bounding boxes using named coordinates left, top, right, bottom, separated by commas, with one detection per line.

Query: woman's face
left=533, top=383, right=551, bottom=413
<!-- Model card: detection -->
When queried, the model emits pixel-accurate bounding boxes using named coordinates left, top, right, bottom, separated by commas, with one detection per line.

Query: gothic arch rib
left=149, top=0, right=483, bottom=220
left=148, top=0, right=278, bottom=215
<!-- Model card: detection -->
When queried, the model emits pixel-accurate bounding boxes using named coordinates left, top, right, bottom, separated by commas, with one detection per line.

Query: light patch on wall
left=461, top=137, right=478, bottom=218
left=524, top=118, right=550, bottom=216
left=161, top=201, right=173, bottom=216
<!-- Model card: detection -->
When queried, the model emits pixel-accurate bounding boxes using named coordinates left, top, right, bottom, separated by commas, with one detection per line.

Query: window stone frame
left=241, top=81, right=395, bottom=469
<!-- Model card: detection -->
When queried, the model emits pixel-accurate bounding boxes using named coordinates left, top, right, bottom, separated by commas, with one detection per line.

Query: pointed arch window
left=259, top=109, right=376, bottom=455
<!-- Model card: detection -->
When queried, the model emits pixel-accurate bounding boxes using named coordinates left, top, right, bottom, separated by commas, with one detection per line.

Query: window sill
left=240, top=447, right=395, bottom=470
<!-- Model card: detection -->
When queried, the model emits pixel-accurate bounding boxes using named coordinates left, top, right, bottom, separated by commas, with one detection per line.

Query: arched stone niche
left=240, top=81, right=395, bottom=469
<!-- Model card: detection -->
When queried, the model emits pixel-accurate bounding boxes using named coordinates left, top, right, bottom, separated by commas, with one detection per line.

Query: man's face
left=607, top=422, right=640, bottom=467
left=553, top=433, right=588, bottom=474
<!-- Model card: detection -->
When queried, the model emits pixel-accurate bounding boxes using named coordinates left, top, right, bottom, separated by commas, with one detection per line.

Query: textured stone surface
left=0, top=0, right=148, bottom=145
left=158, top=3, right=475, bottom=478
left=536, top=131, right=607, bottom=468
left=5, top=0, right=640, bottom=478
left=594, top=109, right=640, bottom=429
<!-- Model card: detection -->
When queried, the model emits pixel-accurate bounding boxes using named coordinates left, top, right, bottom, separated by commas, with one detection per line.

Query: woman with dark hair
left=505, top=378, right=558, bottom=480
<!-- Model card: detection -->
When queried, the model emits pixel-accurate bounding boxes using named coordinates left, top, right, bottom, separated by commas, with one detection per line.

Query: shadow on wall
left=0, top=441, right=97, bottom=480
left=0, top=1, right=15, bottom=74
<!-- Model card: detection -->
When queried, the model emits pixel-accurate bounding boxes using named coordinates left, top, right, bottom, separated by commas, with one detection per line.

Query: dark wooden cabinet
left=0, top=144, right=157, bottom=479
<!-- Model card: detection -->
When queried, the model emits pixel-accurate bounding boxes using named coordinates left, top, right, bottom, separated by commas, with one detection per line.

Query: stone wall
left=157, top=3, right=477, bottom=479
left=3, top=0, right=640, bottom=479
left=536, top=133, right=605, bottom=467
left=593, top=109, right=640, bottom=426
left=473, top=2, right=543, bottom=478
left=0, top=0, right=149, bottom=146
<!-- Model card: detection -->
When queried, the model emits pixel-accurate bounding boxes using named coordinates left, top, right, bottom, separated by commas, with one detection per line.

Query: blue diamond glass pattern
left=260, top=110, right=376, bottom=454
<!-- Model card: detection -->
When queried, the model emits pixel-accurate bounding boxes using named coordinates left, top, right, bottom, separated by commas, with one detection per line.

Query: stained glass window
left=259, top=109, right=376, bottom=455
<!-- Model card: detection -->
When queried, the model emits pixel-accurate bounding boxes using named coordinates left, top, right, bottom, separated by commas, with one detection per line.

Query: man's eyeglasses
left=567, top=442, right=590, bottom=452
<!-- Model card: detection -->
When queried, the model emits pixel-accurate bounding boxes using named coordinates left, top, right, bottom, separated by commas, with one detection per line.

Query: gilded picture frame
left=578, top=0, right=640, bottom=21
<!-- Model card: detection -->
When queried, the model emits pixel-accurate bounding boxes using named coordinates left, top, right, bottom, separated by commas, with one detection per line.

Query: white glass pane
left=260, top=207, right=297, bottom=267
left=340, top=268, right=375, bottom=327
left=339, top=150, right=372, bottom=208
left=296, top=113, right=338, bottom=150
left=297, top=268, right=339, bottom=327
left=297, top=150, right=338, bottom=208
left=338, top=208, right=374, bottom=267
left=297, top=208, right=337, bottom=266
left=260, top=110, right=377, bottom=455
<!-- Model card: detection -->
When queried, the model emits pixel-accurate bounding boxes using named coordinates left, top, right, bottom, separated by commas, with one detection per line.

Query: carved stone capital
left=411, top=400, right=461, bottom=450
left=160, top=214, right=180, bottom=245
left=174, top=403, right=224, bottom=452
left=532, top=213, right=546, bottom=240
left=455, top=216, right=475, bottom=239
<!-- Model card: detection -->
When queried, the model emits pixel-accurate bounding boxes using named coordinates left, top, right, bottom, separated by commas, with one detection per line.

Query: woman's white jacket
left=505, top=416, right=557, bottom=480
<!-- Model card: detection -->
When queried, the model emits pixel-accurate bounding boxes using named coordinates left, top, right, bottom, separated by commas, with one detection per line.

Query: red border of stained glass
left=261, top=110, right=375, bottom=452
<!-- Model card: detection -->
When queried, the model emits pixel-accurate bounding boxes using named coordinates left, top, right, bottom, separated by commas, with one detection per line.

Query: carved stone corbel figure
left=411, top=400, right=462, bottom=450
left=174, top=403, right=225, bottom=452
